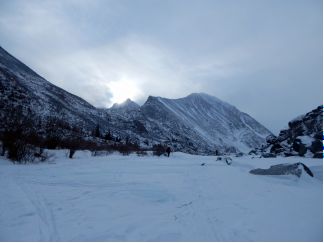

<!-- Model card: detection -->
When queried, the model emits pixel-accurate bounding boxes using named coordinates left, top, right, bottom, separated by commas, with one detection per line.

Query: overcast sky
left=0, top=0, right=322, bottom=133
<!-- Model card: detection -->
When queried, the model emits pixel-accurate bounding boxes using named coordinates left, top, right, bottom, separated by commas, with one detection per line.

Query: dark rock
left=216, top=156, right=232, bottom=165
left=313, top=152, right=323, bottom=159
left=270, top=143, right=285, bottom=154
left=261, top=153, right=276, bottom=158
left=224, top=157, right=232, bottom=165
left=310, top=139, right=322, bottom=154
left=277, top=130, right=290, bottom=142
left=235, top=152, right=244, bottom=157
left=299, top=163, right=314, bottom=177
left=248, top=149, right=257, bottom=155
left=266, top=134, right=278, bottom=144
left=313, top=132, right=322, bottom=140
left=249, top=162, right=313, bottom=178
left=284, top=151, right=299, bottom=157
left=288, top=120, right=305, bottom=137
left=292, top=140, right=307, bottom=156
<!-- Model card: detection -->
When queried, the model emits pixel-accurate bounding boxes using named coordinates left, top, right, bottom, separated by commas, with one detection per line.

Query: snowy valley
left=0, top=1, right=322, bottom=242
left=0, top=41, right=322, bottom=243
left=0, top=44, right=323, bottom=242
left=0, top=151, right=322, bottom=241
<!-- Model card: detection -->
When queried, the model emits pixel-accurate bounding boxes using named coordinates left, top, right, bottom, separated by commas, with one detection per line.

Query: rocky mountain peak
left=111, top=98, right=139, bottom=111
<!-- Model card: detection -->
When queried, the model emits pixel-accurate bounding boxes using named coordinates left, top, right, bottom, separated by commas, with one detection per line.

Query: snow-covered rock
left=250, top=162, right=314, bottom=178
left=256, top=106, right=323, bottom=158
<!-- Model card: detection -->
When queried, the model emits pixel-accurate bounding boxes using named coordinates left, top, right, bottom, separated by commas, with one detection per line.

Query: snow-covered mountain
left=0, top=46, right=272, bottom=154
left=107, top=98, right=140, bottom=120
left=102, top=93, right=273, bottom=154
left=134, top=93, right=272, bottom=153
left=111, top=99, right=140, bottom=111
left=0, top=46, right=110, bottom=132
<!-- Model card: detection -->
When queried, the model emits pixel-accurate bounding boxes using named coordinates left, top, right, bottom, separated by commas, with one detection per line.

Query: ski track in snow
left=0, top=151, right=322, bottom=241
left=16, top=180, right=60, bottom=241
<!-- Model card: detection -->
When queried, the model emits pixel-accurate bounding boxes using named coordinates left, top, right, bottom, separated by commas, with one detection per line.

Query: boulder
left=313, top=132, right=322, bottom=140
left=248, top=149, right=258, bottom=155
left=283, top=151, right=299, bottom=157
left=261, top=153, right=276, bottom=158
left=224, top=156, right=232, bottom=165
left=277, top=129, right=290, bottom=142
left=313, top=152, right=323, bottom=159
left=249, top=162, right=313, bottom=178
left=266, top=134, right=277, bottom=144
left=310, top=139, right=322, bottom=154
left=270, top=143, right=285, bottom=154
left=235, top=152, right=244, bottom=157
left=292, top=139, right=307, bottom=156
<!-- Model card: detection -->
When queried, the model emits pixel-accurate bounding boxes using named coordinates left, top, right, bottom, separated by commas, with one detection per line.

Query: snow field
left=0, top=151, right=322, bottom=241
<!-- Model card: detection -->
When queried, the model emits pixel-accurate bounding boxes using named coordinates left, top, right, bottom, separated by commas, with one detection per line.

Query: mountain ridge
left=1, top=46, right=272, bottom=154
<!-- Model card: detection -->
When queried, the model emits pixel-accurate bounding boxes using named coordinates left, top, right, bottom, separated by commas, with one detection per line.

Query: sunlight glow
left=109, top=78, right=142, bottom=105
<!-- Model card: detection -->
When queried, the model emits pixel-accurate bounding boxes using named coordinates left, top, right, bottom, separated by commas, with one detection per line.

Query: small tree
left=104, top=130, right=113, bottom=141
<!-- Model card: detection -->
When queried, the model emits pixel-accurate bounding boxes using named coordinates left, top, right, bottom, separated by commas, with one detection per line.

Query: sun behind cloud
left=108, top=78, right=142, bottom=105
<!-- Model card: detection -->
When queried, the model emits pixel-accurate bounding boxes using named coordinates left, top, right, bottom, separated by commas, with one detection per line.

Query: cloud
left=34, top=36, right=232, bottom=106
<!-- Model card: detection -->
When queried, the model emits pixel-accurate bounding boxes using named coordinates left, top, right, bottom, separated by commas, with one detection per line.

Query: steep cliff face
left=260, top=106, right=323, bottom=158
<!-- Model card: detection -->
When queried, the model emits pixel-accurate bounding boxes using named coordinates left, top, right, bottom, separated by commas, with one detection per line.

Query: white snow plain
left=0, top=151, right=322, bottom=241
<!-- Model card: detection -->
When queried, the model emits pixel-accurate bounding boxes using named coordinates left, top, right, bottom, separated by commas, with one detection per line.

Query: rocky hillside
left=0, top=46, right=110, bottom=132
left=254, top=106, right=323, bottom=158
left=134, top=93, right=272, bottom=154
left=0, top=46, right=272, bottom=154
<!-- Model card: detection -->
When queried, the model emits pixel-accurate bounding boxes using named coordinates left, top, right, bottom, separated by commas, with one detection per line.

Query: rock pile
left=251, top=106, right=323, bottom=158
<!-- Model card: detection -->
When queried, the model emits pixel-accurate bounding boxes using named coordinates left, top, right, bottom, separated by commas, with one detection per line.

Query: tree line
left=0, top=104, right=147, bottom=162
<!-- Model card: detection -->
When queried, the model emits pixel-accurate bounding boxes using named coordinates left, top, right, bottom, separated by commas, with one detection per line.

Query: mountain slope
left=136, top=93, right=272, bottom=153
left=0, top=46, right=109, bottom=131
left=0, top=46, right=272, bottom=154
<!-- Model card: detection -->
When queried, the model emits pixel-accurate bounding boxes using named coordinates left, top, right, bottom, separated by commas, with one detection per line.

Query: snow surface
left=0, top=151, right=322, bottom=241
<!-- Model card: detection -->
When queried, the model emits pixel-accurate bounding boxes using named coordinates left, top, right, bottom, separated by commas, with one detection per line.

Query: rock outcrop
left=254, top=106, right=323, bottom=158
